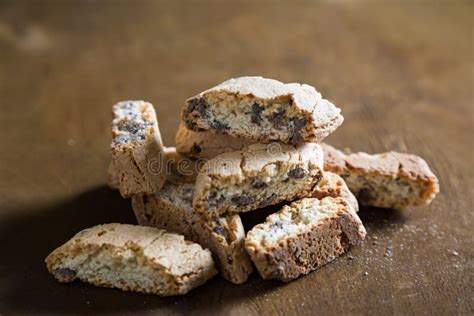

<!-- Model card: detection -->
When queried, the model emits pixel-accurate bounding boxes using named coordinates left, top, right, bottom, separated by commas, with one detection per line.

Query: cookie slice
left=175, top=123, right=254, bottom=159
left=181, top=76, right=343, bottom=145
left=193, top=143, right=324, bottom=217
left=245, top=197, right=366, bottom=282
left=45, top=224, right=217, bottom=296
left=312, top=171, right=359, bottom=212
left=321, top=143, right=440, bottom=208
left=132, top=182, right=253, bottom=284
left=110, top=100, right=166, bottom=197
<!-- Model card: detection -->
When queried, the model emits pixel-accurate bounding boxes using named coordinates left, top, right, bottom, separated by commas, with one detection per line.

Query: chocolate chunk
left=210, top=120, right=230, bottom=130
left=268, top=109, right=287, bottom=129
left=251, top=103, right=264, bottom=125
left=187, top=100, right=197, bottom=113
left=251, top=179, right=268, bottom=189
left=259, top=193, right=277, bottom=208
left=192, top=143, right=202, bottom=154
left=231, top=194, right=255, bottom=207
left=117, top=121, right=145, bottom=134
left=187, top=98, right=208, bottom=117
left=288, top=167, right=307, bottom=179
left=290, top=131, right=304, bottom=146
left=209, top=191, right=217, bottom=200
left=288, top=117, right=307, bottom=146
left=209, top=191, right=225, bottom=207
left=291, top=117, right=307, bottom=130
left=53, top=268, right=77, bottom=282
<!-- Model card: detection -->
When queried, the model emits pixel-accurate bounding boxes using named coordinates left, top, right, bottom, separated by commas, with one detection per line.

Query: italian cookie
left=245, top=197, right=366, bottom=282
left=45, top=224, right=217, bottom=296
left=181, top=76, right=343, bottom=145
left=110, top=101, right=166, bottom=197
left=193, top=143, right=324, bottom=217
left=321, top=143, right=439, bottom=208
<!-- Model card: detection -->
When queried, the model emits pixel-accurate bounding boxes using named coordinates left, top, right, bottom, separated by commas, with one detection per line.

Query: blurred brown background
left=0, top=0, right=472, bottom=315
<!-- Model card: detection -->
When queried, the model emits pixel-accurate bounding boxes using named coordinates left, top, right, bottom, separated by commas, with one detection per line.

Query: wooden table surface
left=0, top=1, right=472, bottom=315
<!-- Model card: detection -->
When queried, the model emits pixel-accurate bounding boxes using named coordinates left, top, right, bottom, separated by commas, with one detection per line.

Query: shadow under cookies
left=0, top=185, right=283, bottom=315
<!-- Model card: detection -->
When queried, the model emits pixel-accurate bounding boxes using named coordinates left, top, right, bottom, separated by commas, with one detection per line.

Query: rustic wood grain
left=0, top=0, right=472, bottom=315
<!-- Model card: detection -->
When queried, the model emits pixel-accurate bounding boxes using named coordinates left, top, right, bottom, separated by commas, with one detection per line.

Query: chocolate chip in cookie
left=288, top=167, right=307, bottom=179
left=231, top=195, right=255, bottom=207
left=210, top=120, right=230, bottom=130
left=251, top=103, right=264, bottom=125
left=268, top=109, right=287, bottom=129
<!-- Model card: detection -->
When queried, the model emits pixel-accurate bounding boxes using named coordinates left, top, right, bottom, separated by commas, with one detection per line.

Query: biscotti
left=181, top=76, right=343, bottom=145
left=312, top=172, right=359, bottom=212
left=193, top=143, right=324, bottom=217
left=45, top=223, right=217, bottom=296
left=110, top=101, right=166, bottom=197
left=131, top=182, right=253, bottom=284
left=175, top=123, right=253, bottom=159
left=245, top=197, right=366, bottom=282
left=321, top=143, right=439, bottom=208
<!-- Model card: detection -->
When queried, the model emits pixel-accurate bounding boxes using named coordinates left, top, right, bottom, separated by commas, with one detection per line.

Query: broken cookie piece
left=45, top=223, right=217, bottom=296
left=132, top=182, right=253, bottom=284
left=181, top=76, right=343, bottom=145
left=110, top=101, right=166, bottom=197
left=245, top=197, right=366, bottom=282
left=193, top=143, right=324, bottom=217
left=321, top=143, right=439, bottom=208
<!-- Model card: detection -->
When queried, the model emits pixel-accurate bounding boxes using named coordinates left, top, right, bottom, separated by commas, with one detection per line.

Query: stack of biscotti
left=46, top=76, right=440, bottom=296
left=173, top=76, right=438, bottom=281
left=174, top=76, right=367, bottom=281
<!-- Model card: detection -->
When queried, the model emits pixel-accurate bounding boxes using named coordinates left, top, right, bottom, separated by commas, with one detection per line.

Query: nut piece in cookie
left=45, top=223, right=217, bottom=296
left=181, top=76, right=344, bottom=145
left=193, top=143, right=324, bottom=217
left=131, top=182, right=253, bottom=284
left=321, top=143, right=440, bottom=208
left=110, top=101, right=166, bottom=197
left=245, top=197, right=366, bottom=282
